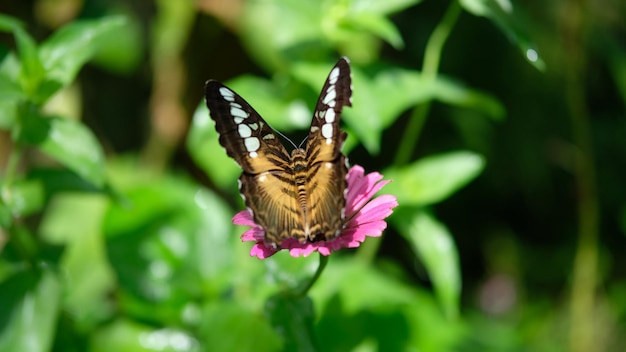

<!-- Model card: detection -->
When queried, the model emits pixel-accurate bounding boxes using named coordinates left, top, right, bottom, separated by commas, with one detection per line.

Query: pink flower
left=233, top=165, right=398, bottom=259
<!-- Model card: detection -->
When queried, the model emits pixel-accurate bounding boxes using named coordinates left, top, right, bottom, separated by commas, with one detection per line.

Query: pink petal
left=346, top=170, right=391, bottom=216
left=250, top=243, right=278, bottom=259
left=350, top=195, right=398, bottom=225
left=233, top=210, right=255, bottom=226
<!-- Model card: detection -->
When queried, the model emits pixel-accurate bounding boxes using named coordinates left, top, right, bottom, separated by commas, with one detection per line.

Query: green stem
left=564, top=1, right=598, bottom=350
left=394, top=0, right=462, bottom=166
left=295, top=254, right=329, bottom=297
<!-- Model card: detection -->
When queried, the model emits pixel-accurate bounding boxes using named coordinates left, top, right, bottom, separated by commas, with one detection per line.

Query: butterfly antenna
left=274, top=128, right=299, bottom=150
left=297, top=136, right=308, bottom=149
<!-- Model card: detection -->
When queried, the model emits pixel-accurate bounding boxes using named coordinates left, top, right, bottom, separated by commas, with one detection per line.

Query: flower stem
left=295, top=254, right=329, bottom=297
left=394, top=0, right=462, bottom=166
left=562, top=0, right=599, bottom=350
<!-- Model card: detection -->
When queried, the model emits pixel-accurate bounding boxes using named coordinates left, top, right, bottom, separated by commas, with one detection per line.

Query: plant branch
left=394, top=0, right=462, bottom=166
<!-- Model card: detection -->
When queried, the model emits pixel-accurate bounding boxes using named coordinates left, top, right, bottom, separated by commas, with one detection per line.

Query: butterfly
left=205, top=58, right=352, bottom=248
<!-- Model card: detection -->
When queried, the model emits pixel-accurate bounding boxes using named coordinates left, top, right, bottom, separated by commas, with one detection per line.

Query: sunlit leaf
left=350, top=0, right=423, bottom=14
left=13, top=26, right=44, bottom=96
left=104, top=164, right=235, bottom=320
left=459, top=0, right=545, bottom=70
left=241, top=0, right=325, bottom=70
left=39, top=193, right=115, bottom=328
left=384, top=151, right=485, bottom=206
left=18, top=113, right=105, bottom=187
left=0, top=269, right=62, bottom=352
left=38, top=16, right=127, bottom=96
left=90, top=319, right=199, bottom=352
left=4, top=179, right=44, bottom=218
left=393, top=209, right=461, bottom=319
left=348, top=13, right=404, bottom=49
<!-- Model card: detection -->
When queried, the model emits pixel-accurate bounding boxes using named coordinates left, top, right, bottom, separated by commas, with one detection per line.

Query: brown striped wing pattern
left=205, top=58, right=352, bottom=248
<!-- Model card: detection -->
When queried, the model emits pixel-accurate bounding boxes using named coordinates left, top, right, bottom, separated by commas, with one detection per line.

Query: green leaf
left=0, top=74, right=24, bottom=104
left=198, top=302, right=282, bottom=352
left=13, top=26, right=45, bottom=96
left=4, top=179, right=44, bottom=218
left=39, top=193, right=115, bottom=329
left=90, top=319, right=199, bottom=352
left=38, top=16, right=127, bottom=97
left=265, top=294, right=316, bottom=351
left=18, top=113, right=105, bottom=187
left=0, top=268, right=62, bottom=352
left=351, top=0, right=423, bottom=15
left=348, top=13, right=404, bottom=49
left=0, top=101, right=18, bottom=129
left=459, top=0, right=545, bottom=70
left=384, top=151, right=485, bottom=206
left=104, top=165, right=235, bottom=320
left=0, top=14, right=23, bottom=32
left=310, top=258, right=463, bottom=350
left=393, top=209, right=461, bottom=319
left=241, top=0, right=325, bottom=70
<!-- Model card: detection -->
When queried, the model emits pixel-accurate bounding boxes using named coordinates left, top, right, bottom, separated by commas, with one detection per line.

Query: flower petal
left=349, top=194, right=398, bottom=226
left=233, top=210, right=255, bottom=226
left=346, top=168, right=391, bottom=216
left=250, top=243, right=278, bottom=259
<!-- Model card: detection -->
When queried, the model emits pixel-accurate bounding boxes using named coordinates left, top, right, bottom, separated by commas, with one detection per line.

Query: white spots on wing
left=219, top=87, right=235, bottom=102
left=325, top=162, right=332, bottom=169
left=325, top=108, right=335, bottom=123
left=234, top=116, right=244, bottom=124
left=322, top=88, right=336, bottom=106
left=263, top=133, right=275, bottom=140
left=328, top=67, right=340, bottom=84
left=245, top=137, right=260, bottom=156
left=258, top=172, right=269, bottom=182
left=322, top=123, right=333, bottom=143
left=238, top=124, right=252, bottom=138
left=249, top=123, right=259, bottom=130
left=310, top=126, right=319, bottom=133
left=230, top=106, right=248, bottom=119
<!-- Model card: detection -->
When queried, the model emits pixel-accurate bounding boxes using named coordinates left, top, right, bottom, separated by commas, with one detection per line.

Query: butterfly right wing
left=205, top=81, right=302, bottom=246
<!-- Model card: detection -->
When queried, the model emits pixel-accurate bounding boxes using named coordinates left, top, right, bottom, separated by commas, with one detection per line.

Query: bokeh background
left=0, top=0, right=624, bottom=351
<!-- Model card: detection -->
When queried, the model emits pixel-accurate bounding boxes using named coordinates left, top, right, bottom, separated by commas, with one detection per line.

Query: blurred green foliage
left=0, top=0, right=624, bottom=351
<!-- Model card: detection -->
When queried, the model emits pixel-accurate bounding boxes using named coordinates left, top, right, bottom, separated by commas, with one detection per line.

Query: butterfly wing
left=304, top=58, right=352, bottom=241
left=205, top=81, right=301, bottom=246
left=205, top=81, right=291, bottom=174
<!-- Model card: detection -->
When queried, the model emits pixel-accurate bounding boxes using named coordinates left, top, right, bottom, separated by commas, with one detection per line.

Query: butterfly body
left=205, top=58, right=352, bottom=248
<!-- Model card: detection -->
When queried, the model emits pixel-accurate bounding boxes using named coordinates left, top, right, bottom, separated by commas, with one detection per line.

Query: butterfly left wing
left=206, top=81, right=304, bottom=247
left=304, top=58, right=352, bottom=241
left=205, top=81, right=291, bottom=174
